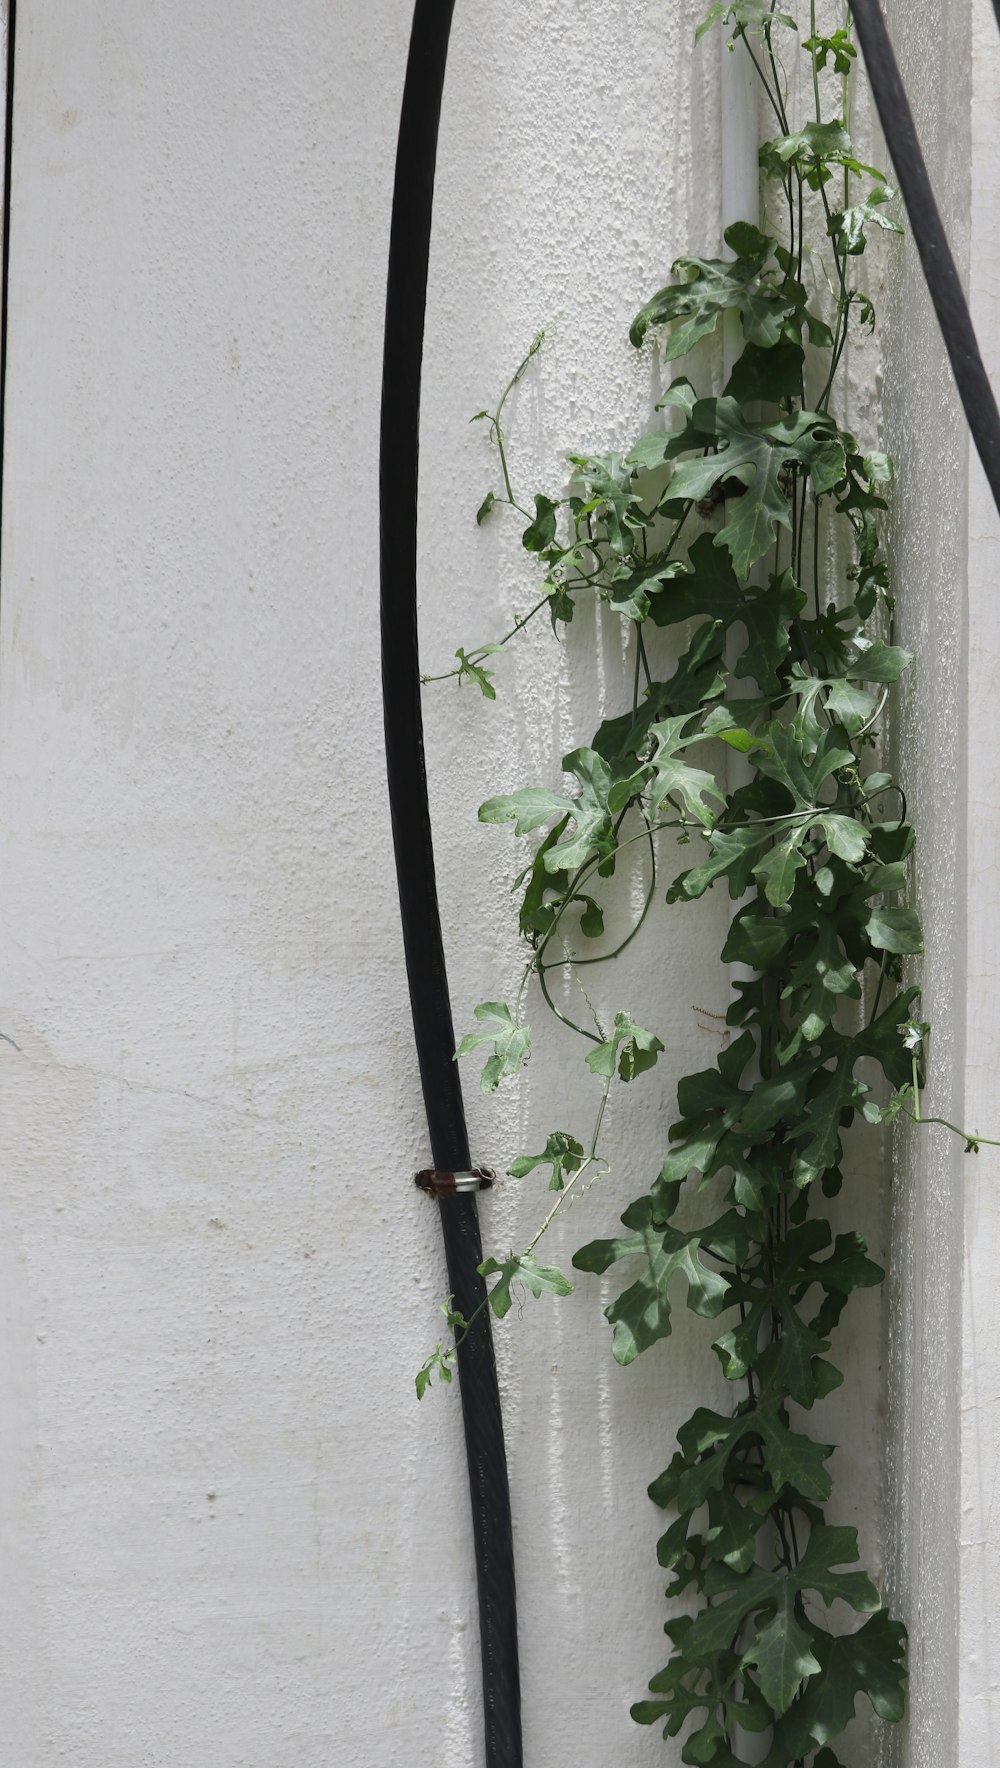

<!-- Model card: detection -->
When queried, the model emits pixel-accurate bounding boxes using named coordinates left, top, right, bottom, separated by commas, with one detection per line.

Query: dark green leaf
left=724, top=340, right=805, bottom=405
left=608, top=558, right=687, bottom=621
left=761, top=119, right=853, bottom=188
left=753, top=830, right=809, bottom=907
left=804, top=27, right=857, bottom=73
left=754, top=721, right=854, bottom=809
left=667, top=400, right=846, bottom=576
left=685, top=1565, right=776, bottom=1659
left=741, top=1584, right=820, bottom=1714
left=669, top=825, right=774, bottom=902
left=630, top=236, right=791, bottom=357
left=593, top=624, right=730, bottom=767
left=831, top=184, right=903, bottom=255
left=578, top=894, right=605, bottom=939
left=522, top=493, right=559, bottom=552
left=755, top=1407, right=834, bottom=1499
left=455, top=646, right=500, bottom=699
left=790, top=1059, right=858, bottom=1186
left=574, top=1195, right=730, bottom=1364
left=542, top=748, right=616, bottom=872
left=790, top=1524, right=880, bottom=1613
left=516, top=816, right=570, bottom=937
left=703, top=1483, right=764, bottom=1574
left=651, top=1403, right=834, bottom=1514
left=566, top=450, right=645, bottom=555
left=774, top=1611, right=906, bottom=1755
left=646, top=716, right=726, bottom=827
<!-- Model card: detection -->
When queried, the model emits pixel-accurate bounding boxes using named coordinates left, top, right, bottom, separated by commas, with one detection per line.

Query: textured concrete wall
left=879, top=1, right=1000, bottom=1764
left=0, top=1, right=990, bottom=1764
left=960, top=1, right=1000, bottom=1760
left=878, top=2, right=970, bottom=1764
left=0, top=2, right=730, bottom=1763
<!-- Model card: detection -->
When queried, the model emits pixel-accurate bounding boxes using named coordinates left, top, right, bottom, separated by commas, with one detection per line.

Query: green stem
left=421, top=597, right=551, bottom=683
left=438, top=1077, right=612, bottom=1360
left=843, top=3, right=853, bottom=209
left=524, top=1078, right=613, bottom=1254
left=539, top=840, right=656, bottom=972
left=763, top=16, right=791, bottom=132
left=537, top=962, right=603, bottom=1045
left=816, top=185, right=852, bottom=414
left=908, top=1055, right=1000, bottom=1150
left=809, top=0, right=822, bottom=122
left=904, top=1109, right=1000, bottom=1152
left=738, top=28, right=786, bottom=131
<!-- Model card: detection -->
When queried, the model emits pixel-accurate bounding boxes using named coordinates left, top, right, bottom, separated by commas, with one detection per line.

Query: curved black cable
left=379, top=5, right=522, bottom=1766
left=845, top=0, right=1000, bottom=521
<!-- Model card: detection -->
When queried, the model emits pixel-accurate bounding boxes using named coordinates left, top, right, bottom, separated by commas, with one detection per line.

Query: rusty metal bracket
left=415, top=1167, right=495, bottom=1199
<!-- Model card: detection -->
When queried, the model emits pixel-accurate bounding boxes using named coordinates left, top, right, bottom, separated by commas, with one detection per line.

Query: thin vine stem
left=908, top=1055, right=1000, bottom=1151
left=491, top=328, right=544, bottom=508
left=809, top=0, right=822, bottom=120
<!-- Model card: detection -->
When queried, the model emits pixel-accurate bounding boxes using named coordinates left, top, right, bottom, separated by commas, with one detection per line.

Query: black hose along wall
left=378, top=3, right=523, bottom=1766
left=845, top=0, right=1000, bottom=523
left=378, top=4, right=1000, bottom=1765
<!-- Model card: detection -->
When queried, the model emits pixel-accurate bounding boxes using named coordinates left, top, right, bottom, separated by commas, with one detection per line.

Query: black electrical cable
left=379, top=4, right=523, bottom=1766
left=845, top=0, right=1000, bottom=522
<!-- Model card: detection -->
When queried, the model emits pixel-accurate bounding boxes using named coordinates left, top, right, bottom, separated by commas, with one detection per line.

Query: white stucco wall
left=878, top=2, right=1000, bottom=1765
left=0, top=2, right=995, bottom=1765
left=0, top=3, right=732, bottom=1762
left=960, top=1, right=1000, bottom=1760
left=879, top=4, right=969, bottom=1763
left=883, top=0, right=1000, bottom=1760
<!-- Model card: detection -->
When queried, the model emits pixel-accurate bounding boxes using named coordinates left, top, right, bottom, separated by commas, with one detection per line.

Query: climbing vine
left=417, top=4, right=992, bottom=1760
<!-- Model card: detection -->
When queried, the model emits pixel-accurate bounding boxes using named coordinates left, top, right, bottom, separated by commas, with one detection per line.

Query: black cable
left=379, top=4, right=523, bottom=1765
left=845, top=0, right=1000, bottom=522
left=0, top=0, right=17, bottom=584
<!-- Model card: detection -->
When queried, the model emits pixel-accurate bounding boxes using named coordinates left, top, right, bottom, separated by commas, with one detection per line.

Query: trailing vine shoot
left=417, top=4, right=992, bottom=1760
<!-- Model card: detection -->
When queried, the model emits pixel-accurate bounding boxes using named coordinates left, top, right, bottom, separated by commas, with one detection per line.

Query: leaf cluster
left=434, top=9, right=924, bottom=1762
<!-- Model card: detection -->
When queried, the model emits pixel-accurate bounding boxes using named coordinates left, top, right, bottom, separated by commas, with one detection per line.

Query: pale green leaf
left=866, top=906, right=924, bottom=954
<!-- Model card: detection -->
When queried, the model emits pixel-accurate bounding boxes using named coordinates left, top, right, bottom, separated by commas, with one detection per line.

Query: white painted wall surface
left=0, top=2, right=994, bottom=1765
left=960, top=0, right=1000, bottom=1760
left=878, top=2, right=1000, bottom=1764
left=878, top=4, right=969, bottom=1763
left=0, top=3, right=732, bottom=1762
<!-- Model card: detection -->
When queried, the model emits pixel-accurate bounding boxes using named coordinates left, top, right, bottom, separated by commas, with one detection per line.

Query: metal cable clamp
left=415, top=1167, right=495, bottom=1198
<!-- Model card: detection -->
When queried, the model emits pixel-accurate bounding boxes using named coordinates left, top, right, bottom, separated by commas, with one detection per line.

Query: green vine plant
left=417, top=4, right=998, bottom=1761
